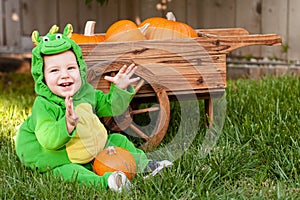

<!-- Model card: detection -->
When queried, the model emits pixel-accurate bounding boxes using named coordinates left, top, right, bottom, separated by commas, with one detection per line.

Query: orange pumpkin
left=71, top=21, right=105, bottom=44
left=93, top=146, right=136, bottom=180
left=139, top=12, right=198, bottom=40
left=71, top=33, right=105, bottom=43
left=105, top=19, right=148, bottom=42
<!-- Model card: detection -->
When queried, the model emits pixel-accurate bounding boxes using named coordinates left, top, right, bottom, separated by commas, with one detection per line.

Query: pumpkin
left=104, top=19, right=148, bottom=42
left=139, top=12, right=198, bottom=40
left=93, top=146, right=136, bottom=180
left=71, top=21, right=105, bottom=43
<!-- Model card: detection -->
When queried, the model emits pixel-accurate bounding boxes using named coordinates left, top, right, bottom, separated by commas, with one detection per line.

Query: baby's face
left=44, top=50, right=82, bottom=98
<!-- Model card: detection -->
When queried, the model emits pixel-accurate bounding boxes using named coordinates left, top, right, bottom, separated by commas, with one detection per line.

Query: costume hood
left=31, top=24, right=94, bottom=107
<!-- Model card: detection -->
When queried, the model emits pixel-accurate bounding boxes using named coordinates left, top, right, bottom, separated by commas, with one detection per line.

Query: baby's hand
left=65, top=96, right=79, bottom=134
left=104, top=63, right=140, bottom=90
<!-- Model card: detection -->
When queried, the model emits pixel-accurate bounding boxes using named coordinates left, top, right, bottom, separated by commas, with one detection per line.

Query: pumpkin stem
left=84, top=21, right=96, bottom=36
left=166, top=12, right=176, bottom=21
left=106, top=146, right=117, bottom=155
left=138, top=23, right=150, bottom=35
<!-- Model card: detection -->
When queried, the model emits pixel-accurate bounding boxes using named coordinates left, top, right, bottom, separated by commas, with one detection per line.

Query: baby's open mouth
left=59, top=82, right=73, bottom=87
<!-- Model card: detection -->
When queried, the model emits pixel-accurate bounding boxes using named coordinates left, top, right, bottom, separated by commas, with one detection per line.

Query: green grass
left=1, top=73, right=300, bottom=199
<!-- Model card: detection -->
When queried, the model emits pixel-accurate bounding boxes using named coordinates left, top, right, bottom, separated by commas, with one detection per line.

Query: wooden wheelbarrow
left=79, top=28, right=281, bottom=150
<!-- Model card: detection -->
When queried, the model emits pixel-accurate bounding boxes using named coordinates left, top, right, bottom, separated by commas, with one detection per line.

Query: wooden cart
left=79, top=28, right=281, bottom=150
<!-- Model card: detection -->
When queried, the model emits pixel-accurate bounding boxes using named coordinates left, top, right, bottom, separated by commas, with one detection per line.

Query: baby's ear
left=31, top=30, right=41, bottom=46
left=64, top=24, right=73, bottom=39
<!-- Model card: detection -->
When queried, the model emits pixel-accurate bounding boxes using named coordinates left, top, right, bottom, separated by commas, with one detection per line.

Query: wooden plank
left=186, top=0, right=201, bottom=29
left=58, top=0, right=78, bottom=31
left=77, top=0, right=98, bottom=33
left=0, top=0, right=4, bottom=46
left=96, top=0, right=119, bottom=32
left=233, top=0, right=262, bottom=57
left=132, top=0, right=142, bottom=24
left=261, top=0, right=287, bottom=60
left=139, top=0, right=161, bottom=21
left=205, top=98, right=213, bottom=127
left=3, top=0, right=285, bottom=59
left=79, top=33, right=281, bottom=57
left=168, top=0, right=187, bottom=22
left=21, top=0, right=57, bottom=35
left=196, top=34, right=281, bottom=54
left=80, top=40, right=227, bottom=94
left=196, top=28, right=249, bottom=36
left=76, top=0, right=119, bottom=33
left=118, top=0, right=138, bottom=21
left=21, top=36, right=33, bottom=51
left=235, top=0, right=261, bottom=34
left=79, top=33, right=281, bottom=98
left=130, top=88, right=225, bottom=103
left=286, top=0, right=300, bottom=61
left=4, top=0, right=21, bottom=47
left=197, top=0, right=236, bottom=29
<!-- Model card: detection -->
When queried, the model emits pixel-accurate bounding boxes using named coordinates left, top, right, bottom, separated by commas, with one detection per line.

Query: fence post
left=4, top=0, right=21, bottom=51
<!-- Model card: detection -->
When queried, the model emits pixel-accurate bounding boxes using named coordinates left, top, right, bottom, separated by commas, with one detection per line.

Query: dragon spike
left=49, top=25, right=59, bottom=34
left=63, top=24, right=73, bottom=38
left=31, top=30, right=40, bottom=46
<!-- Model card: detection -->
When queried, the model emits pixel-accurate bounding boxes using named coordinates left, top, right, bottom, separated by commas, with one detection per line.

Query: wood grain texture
left=81, top=28, right=281, bottom=99
left=79, top=27, right=281, bottom=147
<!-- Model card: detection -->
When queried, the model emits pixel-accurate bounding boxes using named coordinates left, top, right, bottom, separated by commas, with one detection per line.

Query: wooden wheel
left=129, top=79, right=170, bottom=150
left=88, top=63, right=170, bottom=150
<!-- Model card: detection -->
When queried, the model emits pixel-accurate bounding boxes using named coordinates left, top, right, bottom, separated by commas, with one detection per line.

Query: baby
left=15, top=24, right=172, bottom=193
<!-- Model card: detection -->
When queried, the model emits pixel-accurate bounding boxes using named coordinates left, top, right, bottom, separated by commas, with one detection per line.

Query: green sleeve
left=95, top=84, right=135, bottom=117
left=31, top=97, right=75, bottom=150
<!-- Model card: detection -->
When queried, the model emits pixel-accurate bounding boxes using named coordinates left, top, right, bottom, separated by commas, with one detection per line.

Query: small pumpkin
left=139, top=12, right=198, bottom=40
left=105, top=19, right=148, bottom=42
left=93, top=146, right=136, bottom=180
left=71, top=21, right=105, bottom=43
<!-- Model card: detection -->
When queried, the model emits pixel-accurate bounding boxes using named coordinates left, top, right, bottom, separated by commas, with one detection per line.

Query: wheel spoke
left=134, top=79, right=145, bottom=93
left=99, top=67, right=170, bottom=150
left=129, top=124, right=150, bottom=141
left=130, top=106, right=160, bottom=115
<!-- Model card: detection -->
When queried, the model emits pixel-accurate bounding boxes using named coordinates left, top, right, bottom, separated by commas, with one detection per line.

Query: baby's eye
left=68, top=66, right=77, bottom=70
left=50, top=69, right=59, bottom=73
left=43, top=36, right=50, bottom=42
left=56, top=34, right=62, bottom=40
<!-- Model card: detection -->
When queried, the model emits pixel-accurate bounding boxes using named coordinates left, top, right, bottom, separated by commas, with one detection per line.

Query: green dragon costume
left=15, top=24, right=149, bottom=189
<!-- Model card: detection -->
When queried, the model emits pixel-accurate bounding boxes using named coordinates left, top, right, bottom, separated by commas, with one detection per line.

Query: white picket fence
left=0, top=0, right=298, bottom=61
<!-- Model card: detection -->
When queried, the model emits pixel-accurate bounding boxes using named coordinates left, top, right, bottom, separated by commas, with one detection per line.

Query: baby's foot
left=108, top=171, right=132, bottom=193
left=143, top=160, right=173, bottom=178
